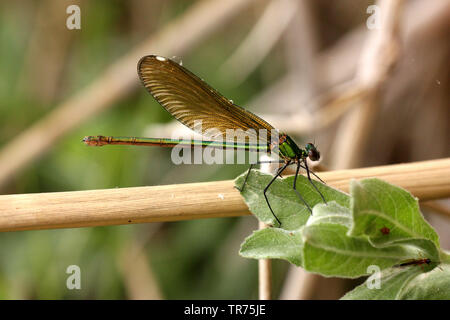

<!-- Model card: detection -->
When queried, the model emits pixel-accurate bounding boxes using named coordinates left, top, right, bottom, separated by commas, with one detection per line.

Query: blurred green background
left=0, top=0, right=289, bottom=299
left=0, top=0, right=448, bottom=299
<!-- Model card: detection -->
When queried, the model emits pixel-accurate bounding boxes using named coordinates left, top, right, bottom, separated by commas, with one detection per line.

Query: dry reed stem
left=280, top=270, right=323, bottom=300
left=331, top=0, right=404, bottom=170
left=119, top=237, right=163, bottom=299
left=258, top=221, right=272, bottom=300
left=0, top=158, right=448, bottom=233
left=220, top=0, right=298, bottom=85
left=19, top=0, right=76, bottom=103
left=257, top=156, right=279, bottom=300
left=421, top=201, right=450, bottom=219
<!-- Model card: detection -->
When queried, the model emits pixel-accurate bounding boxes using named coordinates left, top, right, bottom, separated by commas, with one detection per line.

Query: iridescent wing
left=138, top=55, right=277, bottom=144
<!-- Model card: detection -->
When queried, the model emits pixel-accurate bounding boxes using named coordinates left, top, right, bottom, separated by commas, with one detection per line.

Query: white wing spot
left=156, top=56, right=166, bottom=61
left=218, top=194, right=225, bottom=200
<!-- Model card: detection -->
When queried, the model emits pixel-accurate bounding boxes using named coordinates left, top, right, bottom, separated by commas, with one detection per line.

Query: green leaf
left=349, top=179, right=441, bottom=259
left=399, top=263, right=450, bottom=299
left=239, top=228, right=303, bottom=266
left=307, top=200, right=352, bottom=227
left=236, top=170, right=447, bottom=297
left=341, top=263, right=450, bottom=300
left=234, top=170, right=349, bottom=230
left=341, top=266, right=425, bottom=299
left=302, top=202, right=420, bottom=278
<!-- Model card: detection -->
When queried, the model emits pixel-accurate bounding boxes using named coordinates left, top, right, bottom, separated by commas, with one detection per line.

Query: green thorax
left=277, top=134, right=305, bottom=160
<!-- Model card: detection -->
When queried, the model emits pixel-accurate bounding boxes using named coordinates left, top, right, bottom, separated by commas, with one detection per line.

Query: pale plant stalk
left=0, top=158, right=448, bottom=232
left=257, top=155, right=281, bottom=300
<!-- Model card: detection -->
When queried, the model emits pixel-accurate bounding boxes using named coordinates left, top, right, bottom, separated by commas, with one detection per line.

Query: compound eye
left=308, top=149, right=320, bottom=161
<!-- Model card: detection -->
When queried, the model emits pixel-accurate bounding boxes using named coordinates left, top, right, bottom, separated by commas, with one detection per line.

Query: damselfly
left=84, top=55, right=327, bottom=226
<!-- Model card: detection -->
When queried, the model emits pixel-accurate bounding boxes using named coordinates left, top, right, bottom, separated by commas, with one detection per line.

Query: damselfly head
left=305, top=143, right=320, bottom=161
